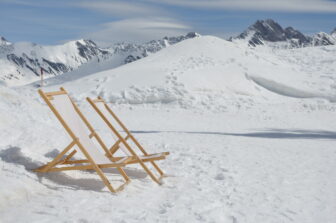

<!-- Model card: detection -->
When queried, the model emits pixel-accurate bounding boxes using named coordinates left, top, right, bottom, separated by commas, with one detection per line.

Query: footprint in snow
left=215, top=173, right=225, bottom=180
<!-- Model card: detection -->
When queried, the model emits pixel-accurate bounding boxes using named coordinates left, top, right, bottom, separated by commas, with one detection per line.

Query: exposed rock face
left=284, top=27, right=311, bottom=45
left=232, top=19, right=335, bottom=48
left=311, top=32, right=336, bottom=46
left=76, top=40, right=109, bottom=60
left=112, top=32, right=200, bottom=64
left=0, top=36, right=11, bottom=46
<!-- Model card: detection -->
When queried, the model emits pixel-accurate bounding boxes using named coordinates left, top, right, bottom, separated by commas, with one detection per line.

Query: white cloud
left=78, top=1, right=167, bottom=17
left=147, top=0, right=336, bottom=13
left=85, top=18, right=192, bottom=46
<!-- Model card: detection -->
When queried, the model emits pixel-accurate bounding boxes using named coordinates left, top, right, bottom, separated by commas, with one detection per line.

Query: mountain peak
left=233, top=19, right=310, bottom=47
left=75, top=39, right=97, bottom=46
left=186, top=32, right=201, bottom=38
left=0, top=36, right=11, bottom=46
left=331, top=28, right=336, bottom=37
left=260, top=19, right=282, bottom=29
left=235, top=19, right=286, bottom=46
left=250, top=19, right=286, bottom=40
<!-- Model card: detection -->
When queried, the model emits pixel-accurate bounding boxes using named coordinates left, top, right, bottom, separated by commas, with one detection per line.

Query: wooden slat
left=61, top=159, right=90, bottom=165
left=39, top=163, right=126, bottom=172
left=45, top=90, right=67, bottom=96
left=110, top=152, right=169, bottom=162
left=125, top=156, right=166, bottom=164
left=89, top=132, right=95, bottom=138
left=58, top=150, right=77, bottom=164
left=109, top=134, right=131, bottom=155
left=46, top=95, right=54, bottom=100
left=92, top=98, right=104, bottom=103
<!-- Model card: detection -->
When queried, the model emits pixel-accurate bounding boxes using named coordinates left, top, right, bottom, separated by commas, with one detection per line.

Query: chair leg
left=117, top=167, right=130, bottom=182
left=93, top=166, right=117, bottom=193
left=150, top=161, right=165, bottom=176
left=138, top=161, right=163, bottom=185
left=127, top=135, right=167, bottom=181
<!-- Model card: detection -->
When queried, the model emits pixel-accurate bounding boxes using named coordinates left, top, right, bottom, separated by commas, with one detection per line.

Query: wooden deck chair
left=87, top=96, right=169, bottom=185
left=34, top=87, right=132, bottom=193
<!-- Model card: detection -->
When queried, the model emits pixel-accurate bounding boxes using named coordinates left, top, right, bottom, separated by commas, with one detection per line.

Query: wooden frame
left=87, top=96, right=169, bottom=185
left=34, top=88, right=131, bottom=193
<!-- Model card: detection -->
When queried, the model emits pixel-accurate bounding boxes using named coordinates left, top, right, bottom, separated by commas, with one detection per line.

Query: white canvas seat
left=52, top=95, right=111, bottom=164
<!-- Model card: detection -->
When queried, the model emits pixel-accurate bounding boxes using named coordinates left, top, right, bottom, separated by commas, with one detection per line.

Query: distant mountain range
left=0, top=38, right=109, bottom=85
left=0, top=19, right=335, bottom=86
left=113, top=32, right=200, bottom=63
left=0, top=32, right=199, bottom=86
left=231, top=19, right=336, bottom=47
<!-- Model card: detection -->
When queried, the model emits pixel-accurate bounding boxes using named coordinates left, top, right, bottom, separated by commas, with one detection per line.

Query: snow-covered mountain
left=231, top=19, right=311, bottom=47
left=311, top=32, right=336, bottom=46
left=231, top=19, right=336, bottom=48
left=113, top=32, right=200, bottom=63
left=0, top=33, right=199, bottom=86
left=0, top=38, right=110, bottom=86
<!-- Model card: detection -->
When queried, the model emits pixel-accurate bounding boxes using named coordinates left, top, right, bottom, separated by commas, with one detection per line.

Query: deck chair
left=86, top=96, right=169, bottom=185
left=34, top=87, right=132, bottom=193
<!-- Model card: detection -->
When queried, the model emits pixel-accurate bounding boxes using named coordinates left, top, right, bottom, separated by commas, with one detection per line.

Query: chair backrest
left=94, top=101, right=132, bottom=156
left=51, top=94, right=111, bottom=164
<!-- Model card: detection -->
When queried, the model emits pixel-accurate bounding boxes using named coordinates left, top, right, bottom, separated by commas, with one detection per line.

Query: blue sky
left=1, top=0, right=336, bottom=46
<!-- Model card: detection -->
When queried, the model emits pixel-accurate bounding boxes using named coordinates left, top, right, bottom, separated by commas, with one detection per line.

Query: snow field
left=0, top=36, right=336, bottom=222
left=1, top=104, right=336, bottom=222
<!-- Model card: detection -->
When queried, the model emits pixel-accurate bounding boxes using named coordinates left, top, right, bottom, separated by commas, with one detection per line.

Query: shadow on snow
left=130, top=128, right=336, bottom=140
left=0, top=147, right=148, bottom=193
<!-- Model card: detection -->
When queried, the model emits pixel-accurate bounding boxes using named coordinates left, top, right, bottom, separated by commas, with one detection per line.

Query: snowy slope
left=32, top=36, right=336, bottom=110
left=1, top=35, right=336, bottom=222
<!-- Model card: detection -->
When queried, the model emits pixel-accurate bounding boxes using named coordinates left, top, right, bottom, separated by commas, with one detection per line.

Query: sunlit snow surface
left=0, top=36, right=336, bottom=222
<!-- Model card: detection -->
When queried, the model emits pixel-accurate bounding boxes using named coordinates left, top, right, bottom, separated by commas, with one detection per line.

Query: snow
left=1, top=36, right=336, bottom=222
